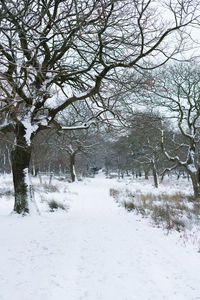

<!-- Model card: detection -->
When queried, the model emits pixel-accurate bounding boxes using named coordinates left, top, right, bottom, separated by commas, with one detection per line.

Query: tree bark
left=144, top=168, right=149, bottom=180
left=11, top=124, right=32, bottom=214
left=151, top=161, right=158, bottom=188
left=190, top=173, right=200, bottom=200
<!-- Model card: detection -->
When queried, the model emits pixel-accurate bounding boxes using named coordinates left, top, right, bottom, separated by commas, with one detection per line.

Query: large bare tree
left=0, top=0, right=199, bottom=214
left=151, top=62, right=200, bottom=199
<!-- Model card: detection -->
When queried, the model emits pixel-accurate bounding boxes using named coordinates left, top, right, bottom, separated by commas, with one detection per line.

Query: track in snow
left=0, top=177, right=199, bottom=300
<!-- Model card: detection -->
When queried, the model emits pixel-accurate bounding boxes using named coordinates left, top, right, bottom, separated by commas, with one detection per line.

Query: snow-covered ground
left=111, top=176, right=200, bottom=241
left=0, top=174, right=200, bottom=300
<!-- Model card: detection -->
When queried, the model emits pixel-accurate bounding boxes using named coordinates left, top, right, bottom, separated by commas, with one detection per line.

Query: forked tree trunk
left=11, top=124, right=32, bottom=214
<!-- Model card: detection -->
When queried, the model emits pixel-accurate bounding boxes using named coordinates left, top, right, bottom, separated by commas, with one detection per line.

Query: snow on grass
left=0, top=174, right=74, bottom=215
left=110, top=175, right=200, bottom=251
left=0, top=174, right=14, bottom=214
left=0, top=174, right=200, bottom=299
left=111, top=175, right=193, bottom=196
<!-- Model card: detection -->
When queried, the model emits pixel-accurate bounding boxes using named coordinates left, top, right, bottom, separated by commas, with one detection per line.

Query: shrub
left=151, top=205, right=171, bottom=226
left=0, top=187, right=14, bottom=198
left=110, top=189, right=120, bottom=198
left=48, top=200, right=65, bottom=212
left=170, top=218, right=186, bottom=232
left=124, top=201, right=135, bottom=211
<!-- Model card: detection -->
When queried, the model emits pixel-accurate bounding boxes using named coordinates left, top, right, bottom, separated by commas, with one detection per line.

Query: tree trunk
left=144, top=168, right=149, bottom=180
left=198, top=166, right=200, bottom=183
left=117, top=169, right=121, bottom=179
left=11, top=124, right=32, bottom=214
left=190, top=173, right=200, bottom=200
left=70, top=153, right=76, bottom=182
left=151, top=161, right=158, bottom=188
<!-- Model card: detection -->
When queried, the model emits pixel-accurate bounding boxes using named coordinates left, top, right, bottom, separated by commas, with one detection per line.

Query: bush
left=110, top=188, right=120, bottom=198
left=124, top=201, right=135, bottom=211
left=48, top=200, right=65, bottom=212
left=169, top=218, right=186, bottom=232
left=0, top=187, right=14, bottom=198
left=151, top=205, right=171, bottom=226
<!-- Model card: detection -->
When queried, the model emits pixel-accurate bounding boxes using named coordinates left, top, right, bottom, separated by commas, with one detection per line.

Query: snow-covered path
left=0, top=177, right=200, bottom=300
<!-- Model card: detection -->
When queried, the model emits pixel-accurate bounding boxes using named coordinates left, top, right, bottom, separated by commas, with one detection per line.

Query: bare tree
left=55, top=129, right=98, bottom=182
left=126, top=112, right=165, bottom=187
left=0, top=0, right=199, bottom=214
left=151, top=62, right=200, bottom=199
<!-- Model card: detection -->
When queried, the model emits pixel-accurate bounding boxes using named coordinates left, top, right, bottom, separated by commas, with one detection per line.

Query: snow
left=61, top=124, right=89, bottom=130
left=72, top=165, right=77, bottom=182
left=0, top=175, right=200, bottom=300
left=74, top=88, right=93, bottom=99
left=23, top=168, right=40, bottom=214
left=187, top=164, right=197, bottom=173
left=21, top=115, right=38, bottom=146
left=113, top=176, right=193, bottom=197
